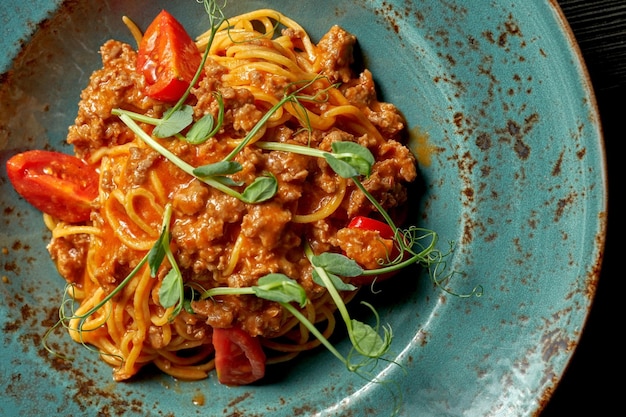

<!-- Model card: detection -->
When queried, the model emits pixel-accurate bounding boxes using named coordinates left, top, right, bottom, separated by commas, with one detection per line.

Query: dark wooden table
left=541, top=1, right=624, bottom=415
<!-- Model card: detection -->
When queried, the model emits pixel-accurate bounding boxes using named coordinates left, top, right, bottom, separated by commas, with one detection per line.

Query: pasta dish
left=6, top=3, right=444, bottom=386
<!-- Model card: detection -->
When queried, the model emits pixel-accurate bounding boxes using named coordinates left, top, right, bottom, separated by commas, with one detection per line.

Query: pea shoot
left=150, top=204, right=185, bottom=319
left=198, top=265, right=392, bottom=374
left=113, top=109, right=279, bottom=204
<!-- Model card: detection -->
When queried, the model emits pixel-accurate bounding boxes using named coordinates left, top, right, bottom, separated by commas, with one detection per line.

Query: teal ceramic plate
left=0, top=1, right=606, bottom=416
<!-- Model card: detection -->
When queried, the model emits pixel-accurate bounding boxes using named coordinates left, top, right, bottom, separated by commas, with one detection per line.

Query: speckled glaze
left=0, top=1, right=606, bottom=416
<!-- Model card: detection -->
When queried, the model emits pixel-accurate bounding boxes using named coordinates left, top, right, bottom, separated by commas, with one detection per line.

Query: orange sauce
left=410, top=126, right=436, bottom=168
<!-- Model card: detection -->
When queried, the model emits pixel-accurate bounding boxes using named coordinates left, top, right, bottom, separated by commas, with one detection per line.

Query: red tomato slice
left=347, top=216, right=402, bottom=285
left=6, top=150, right=99, bottom=223
left=212, top=327, right=266, bottom=386
left=137, top=10, right=202, bottom=102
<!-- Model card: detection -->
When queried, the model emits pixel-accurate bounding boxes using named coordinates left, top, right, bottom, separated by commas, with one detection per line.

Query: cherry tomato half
left=212, top=327, right=266, bottom=386
left=137, top=10, right=202, bottom=103
left=347, top=216, right=395, bottom=239
left=6, top=150, right=99, bottom=223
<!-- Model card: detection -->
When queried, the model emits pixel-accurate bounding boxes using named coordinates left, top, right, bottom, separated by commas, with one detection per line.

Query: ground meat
left=147, top=325, right=165, bottom=349
left=171, top=180, right=209, bottom=216
left=174, top=310, right=213, bottom=342
left=191, top=295, right=282, bottom=337
left=316, top=25, right=357, bottom=83
left=125, top=147, right=159, bottom=186
left=334, top=227, right=394, bottom=270
left=91, top=243, right=138, bottom=291
left=366, top=101, right=406, bottom=139
left=266, top=150, right=309, bottom=203
left=376, top=139, right=418, bottom=181
left=342, top=69, right=376, bottom=107
left=47, top=234, right=90, bottom=284
left=67, top=40, right=158, bottom=159
left=172, top=190, right=245, bottom=274
left=343, top=70, right=406, bottom=139
left=241, top=202, right=292, bottom=249
left=216, top=87, right=262, bottom=137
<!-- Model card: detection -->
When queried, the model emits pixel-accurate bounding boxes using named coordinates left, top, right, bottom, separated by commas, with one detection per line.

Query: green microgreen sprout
left=305, top=244, right=393, bottom=361
left=112, top=108, right=278, bottom=204
left=255, top=140, right=375, bottom=178
left=199, top=273, right=308, bottom=306
left=150, top=204, right=185, bottom=319
left=199, top=270, right=392, bottom=373
left=143, top=94, right=225, bottom=143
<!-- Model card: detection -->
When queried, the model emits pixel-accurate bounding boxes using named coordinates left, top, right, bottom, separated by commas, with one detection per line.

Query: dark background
left=542, top=1, right=623, bottom=415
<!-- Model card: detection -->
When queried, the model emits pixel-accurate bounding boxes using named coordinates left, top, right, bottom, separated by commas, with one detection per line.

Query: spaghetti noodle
left=45, top=8, right=417, bottom=383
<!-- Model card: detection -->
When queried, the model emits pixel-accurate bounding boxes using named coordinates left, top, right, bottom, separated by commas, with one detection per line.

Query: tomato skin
left=6, top=150, right=99, bottom=223
left=347, top=216, right=401, bottom=285
left=347, top=216, right=394, bottom=239
left=137, top=10, right=202, bottom=102
left=212, top=327, right=266, bottom=386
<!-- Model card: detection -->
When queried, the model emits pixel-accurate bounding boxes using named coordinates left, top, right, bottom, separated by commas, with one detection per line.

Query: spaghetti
left=46, top=8, right=417, bottom=382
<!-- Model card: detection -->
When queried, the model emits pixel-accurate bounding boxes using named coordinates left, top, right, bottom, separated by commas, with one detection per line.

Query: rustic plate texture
left=0, top=1, right=606, bottom=416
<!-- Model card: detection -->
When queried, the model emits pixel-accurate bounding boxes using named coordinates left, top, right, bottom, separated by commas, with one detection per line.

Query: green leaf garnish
left=193, top=160, right=242, bottom=177
left=304, top=242, right=392, bottom=360
left=185, top=113, right=215, bottom=144
left=252, top=274, right=308, bottom=307
left=153, top=105, right=194, bottom=138
left=311, top=269, right=357, bottom=292
left=327, top=141, right=375, bottom=177
left=186, top=93, right=224, bottom=144
left=153, top=204, right=184, bottom=317
left=147, top=228, right=168, bottom=277
left=159, top=268, right=183, bottom=308
left=200, top=273, right=307, bottom=308
left=350, top=303, right=392, bottom=358
left=311, top=252, right=363, bottom=277
left=324, top=154, right=361, bottom=178
left=240, top=173, right=278, bottom=204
